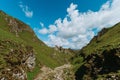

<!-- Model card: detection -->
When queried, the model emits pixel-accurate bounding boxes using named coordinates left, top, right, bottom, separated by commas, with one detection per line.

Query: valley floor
left=34, top=64, right=75, bottom=80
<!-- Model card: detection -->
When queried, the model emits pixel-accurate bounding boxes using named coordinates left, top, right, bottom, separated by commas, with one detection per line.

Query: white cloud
left=39, top=24, right=57, bottom=34
left=39, top=0, right=120, bottom=49
left=38, top=28, right=48, bottom=34
left=46, top=34, right=69, bottom=47
left=48, top=25, right=57, bottom=33
left=19, top=3, right=33, bottom=18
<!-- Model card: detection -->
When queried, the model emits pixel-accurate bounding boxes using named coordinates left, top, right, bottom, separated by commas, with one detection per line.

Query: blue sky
left=0, top=0, right=108, bottom=27
left=0, top=0, right=120, bottom=49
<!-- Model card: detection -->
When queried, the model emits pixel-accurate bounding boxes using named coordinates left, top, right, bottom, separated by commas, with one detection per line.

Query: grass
left=81, top=23, right=120, bottom=56
left=0, top=11, right=74, bottom=79
left=27, top=66, right=40, bottom=80
left=72, top=22, right=120, bottom=80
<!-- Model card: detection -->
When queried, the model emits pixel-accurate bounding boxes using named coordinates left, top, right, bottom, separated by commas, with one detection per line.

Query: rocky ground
left=34, top=64, right=75, bottom=80
left=0, top=40, right=36, bottom=80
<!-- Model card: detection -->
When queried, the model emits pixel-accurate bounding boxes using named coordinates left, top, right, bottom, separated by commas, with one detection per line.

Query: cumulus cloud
left=49, top=25, right=57, bottom=33
left=19, top=2, right=33, bottom=18
left=39, top=24, right=57, bottom=34
left=38, top=28, right=48, bottom=34
left=39, top=0, right=120, bottom=49
left=46, top=34, right=69, bottom=47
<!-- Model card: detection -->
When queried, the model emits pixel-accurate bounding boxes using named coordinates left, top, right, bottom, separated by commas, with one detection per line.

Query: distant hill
left=73, top=22, right=120, bottom=80
left=0, top=11, right=74, bottom=80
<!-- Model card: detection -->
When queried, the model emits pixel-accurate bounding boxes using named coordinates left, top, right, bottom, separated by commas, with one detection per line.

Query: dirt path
left=34, top=64, right=74, bottom=80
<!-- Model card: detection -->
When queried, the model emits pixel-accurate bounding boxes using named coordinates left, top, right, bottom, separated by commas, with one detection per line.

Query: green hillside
left=0, top=11, right=74, bottom=80
left=73, top=23, right=120, bottom=80
left=1, top=10, right=120, bottom=80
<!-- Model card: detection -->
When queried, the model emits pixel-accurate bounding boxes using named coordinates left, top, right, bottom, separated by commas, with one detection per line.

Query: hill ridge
left=0, top=11, right=74, bottom=80
left=74, top=22, right=120, bottom=80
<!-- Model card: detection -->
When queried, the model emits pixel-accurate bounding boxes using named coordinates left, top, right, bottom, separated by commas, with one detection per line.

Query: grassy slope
left=82, top=23, right=120, bottom=56
left=0, top=11, right=73, bottom=80
left=73, top=22, right=120, bottom=79
left=73, top=22, right=120, bottom=66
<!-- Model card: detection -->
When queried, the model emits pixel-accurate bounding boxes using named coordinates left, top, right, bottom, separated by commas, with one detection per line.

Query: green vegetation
left=1, top=10, right=120, bottom=80
left=73, top=22, right=120, bottom=80
left=0, top=11, right=74, bottom=80
left=82, top=23, right=120, bottom=56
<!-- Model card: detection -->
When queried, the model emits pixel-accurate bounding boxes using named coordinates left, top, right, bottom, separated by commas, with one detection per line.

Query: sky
left=0, top=0, right=120, bottom=49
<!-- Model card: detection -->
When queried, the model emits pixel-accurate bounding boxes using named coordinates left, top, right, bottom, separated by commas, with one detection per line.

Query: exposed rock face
left=0, top=40, right=36, bottom=80
left=25, top=53, right=36, bottom=71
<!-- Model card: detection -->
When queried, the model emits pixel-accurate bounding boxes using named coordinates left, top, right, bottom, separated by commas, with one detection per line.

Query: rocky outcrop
left=0, top=40, right=36, bottom=80
left=0, top=10, right=33, bottom=37
left=0, top=66, right=27, bottom=80
left=7, top=18, right=33, bottom=37
left=54, top=45, right=73, bottom=54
